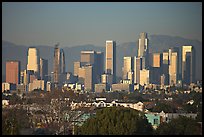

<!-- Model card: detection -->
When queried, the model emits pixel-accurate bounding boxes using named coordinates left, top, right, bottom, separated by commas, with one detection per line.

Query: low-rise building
left=111, top=83, right=134, bottom=92
left=29, top=80, right=45, bottom=92
left=2, top=82, right=16, bottom=92
left=145, top=113, right=160, bottom=129
left=95, top=83, right=108, bottom=93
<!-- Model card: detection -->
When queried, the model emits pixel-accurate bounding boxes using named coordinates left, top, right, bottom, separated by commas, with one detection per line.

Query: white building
left=27, top=47, right=40, bottom=73
left=140, top=69, right=150, bottom=86
left=2, top=83, right=10, bottom=92
left=29, top=79, right=44, bottom=92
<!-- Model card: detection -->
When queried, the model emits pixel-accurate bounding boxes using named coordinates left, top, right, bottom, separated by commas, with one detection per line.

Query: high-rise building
left=169, top=47, right=181, bottom=81
left=53, top=44, right=61, bottom=86
left=169, top=52, right=178, bottom=85
left=6, top=61, right=21, bottom=85
left=182, top=46, right=195, bottom=84
left=96, top=51, right=104, bottom=83
left=140, top=69, right=150, bottom=86
left=23, top=70, right=34, bottom=86
left=78, top=65, right=93, bottom=91
left=81, top=51, right=95, bottom=65
left=80, top=50, right=97, bottom=85
left=138, top=32, right=149, bottom=68
left=162, top=52, right=169, bottom=85
left=105, top=40, right=116, bottom=83
left=61, top=49, right=65, bottom=73
left=123, top=57, right=133, bottom=80
left=27, top=47, right=40, bottom=76
left=53, top=44, right=65, bottom=87
left=134, top=57, right=142, bottom=84
left=152, top=53, right=162, bottom=68
left=151, top=53, right=162, bottom=84
left=74, top=61, right=81, bottom=76
left=40, top=58, right=48, bottom=81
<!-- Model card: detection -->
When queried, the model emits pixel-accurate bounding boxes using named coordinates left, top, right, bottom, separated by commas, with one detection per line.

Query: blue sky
left=2, top=2, right=202, bottom=47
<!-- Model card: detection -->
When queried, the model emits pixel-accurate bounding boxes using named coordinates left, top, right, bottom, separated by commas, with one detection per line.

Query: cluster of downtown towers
left=5, top=32, right=195, bottom=92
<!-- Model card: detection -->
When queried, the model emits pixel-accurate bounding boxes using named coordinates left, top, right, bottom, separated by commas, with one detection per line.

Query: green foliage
left=77, top=107, right=153, bottom=135
left=155, top=116, right=201, bottom=135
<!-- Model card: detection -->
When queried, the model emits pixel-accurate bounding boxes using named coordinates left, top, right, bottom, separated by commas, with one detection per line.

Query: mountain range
left=2, top=34, right=202, bottom=82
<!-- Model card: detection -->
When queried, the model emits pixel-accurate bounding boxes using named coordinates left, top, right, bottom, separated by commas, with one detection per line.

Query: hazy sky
left=2, top=2, right=202, bottom=47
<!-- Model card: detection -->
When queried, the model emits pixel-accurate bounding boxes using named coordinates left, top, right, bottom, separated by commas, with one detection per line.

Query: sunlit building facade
left=106, top=40, right=116, bottom=83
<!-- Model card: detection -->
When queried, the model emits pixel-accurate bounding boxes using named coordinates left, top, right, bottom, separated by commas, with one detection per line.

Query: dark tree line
left=76, top=107, right=153, bottom=135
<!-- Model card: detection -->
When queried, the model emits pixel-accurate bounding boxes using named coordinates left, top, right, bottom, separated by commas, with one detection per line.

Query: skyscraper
left=140, top=69, right=150, bottom=86
left=169, top=47, right=181, bottom=81
left=27, top=47, right=40, bottom=76
left=80, top=51, right=96, bottom=65
left=78, top=65, right=93, bottom=91
left=169, top=52, right=178, bottom=85
left=53, top=43, right=63, bottom=86
left=80, top=50, right=96, bottom=85
left=6, top=61, right=21, bottom=85
left=96, top=51, right=104, bottom=83
left=151, top=53, right=162, bottom=84
left=138, top=32, right=149, bottom=68
left=53, top=44, right=60, bottom=85
left=162, top=52, right=169, bottom=85
left=105, top=40, right=116, bottom=83
left=182, top=46, right=195, bottom=84
left=123, top=56, right=133, bottom=80
left=152, top=53, right=162, bottom=68
left=74, top=61, right=81, bottom=76
left=134, top=57, right=142, bottom=84
left=61, top=49, right=65, bottom=74
left=40, top=58, right=48, bottom=81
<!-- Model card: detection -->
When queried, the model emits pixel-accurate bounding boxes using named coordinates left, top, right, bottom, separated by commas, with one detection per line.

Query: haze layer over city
left=2, top=2, right=202, bottom=135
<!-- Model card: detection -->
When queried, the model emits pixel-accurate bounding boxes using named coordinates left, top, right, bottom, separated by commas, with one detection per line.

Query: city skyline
left=2, top=2, right=202, bottom=135
left=2, top=2, right=202, bottom=47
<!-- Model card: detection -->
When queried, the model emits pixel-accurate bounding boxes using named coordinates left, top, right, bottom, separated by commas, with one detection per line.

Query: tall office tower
left=182, top=46, right=195, bottom=84
left=80, top=50, right=97, bottom=85
left=60, top=49, right=65, bottom=73
left=78, top=65, right=93, bottom=91
left=106, top=40, right=116, bottom=83
left=138, top=32, right=149, bottom=68
left=81, top=51, right=96, bottom=64
left=134, top=57, right=142, bottom=84
left=162, top=52, right=169, bottom=85
left=53, top=44, right=61, bottom=86
left=27, top=47, right=40, bottom=77
left=6, top=61, right=21, bottom=85
left=151, top=53, right=162, bottom=84
left=140, top=69, right=150, bottom=86
left=96, top=51, right=104, bottom=83
left=40, top=58, right=48, bottom=81
left=169, top=47, right=181, bottom=80
left=152, top=53, right=162, bottom=67
left=123, top=56, right=133, bottom=80
left=74, top=61, right=81, bottom=76
left=169, top=52, right=178, bottom=85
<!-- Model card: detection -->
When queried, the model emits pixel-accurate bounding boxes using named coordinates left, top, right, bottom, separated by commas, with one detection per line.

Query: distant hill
left=2, top=35, right=202, bottom=82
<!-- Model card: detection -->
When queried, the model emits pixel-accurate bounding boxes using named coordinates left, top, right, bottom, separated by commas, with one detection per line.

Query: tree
left=155, top=116, right=201, bottom=135
left=2, top=109, right=31, bottom=135
left=77, top=107, right=153, bottom=135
